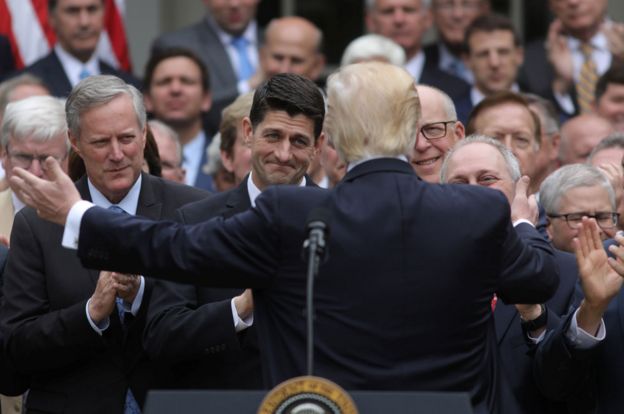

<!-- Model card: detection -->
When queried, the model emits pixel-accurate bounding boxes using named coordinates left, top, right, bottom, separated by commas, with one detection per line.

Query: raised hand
left=574, top=218, right=624, bottom=334
left=9, top=157, right=80, bottom=225
left=88, top=271, right=118, bottom=324
left=546, top=19, right=574, bottom=94
left=112, top=272, right=141, bottom=304
left=510, top=175, right=538, bottom=224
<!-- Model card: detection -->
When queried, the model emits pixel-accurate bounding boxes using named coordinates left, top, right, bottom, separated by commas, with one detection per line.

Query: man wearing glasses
left=0, top=96, right=69, bottom=242
left=540, top=163, right=619, bottom=252
left=410, top=84, right=465, bottom=182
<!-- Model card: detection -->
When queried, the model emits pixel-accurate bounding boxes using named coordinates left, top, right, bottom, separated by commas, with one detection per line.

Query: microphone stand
left=303, top=221, right=327, bottom=376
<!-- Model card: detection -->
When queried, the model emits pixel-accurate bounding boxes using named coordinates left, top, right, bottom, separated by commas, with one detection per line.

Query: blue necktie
left=107, top=205, right=142, bottom=414
left=231, top=36, right=254, bottom=81
left=79, top=67, right=90, bottom=80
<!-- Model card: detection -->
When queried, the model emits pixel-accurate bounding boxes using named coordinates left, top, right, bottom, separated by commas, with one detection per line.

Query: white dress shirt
left=404, top=51, right=426, bottom=82
left=54, top=44, right=100, bottom=88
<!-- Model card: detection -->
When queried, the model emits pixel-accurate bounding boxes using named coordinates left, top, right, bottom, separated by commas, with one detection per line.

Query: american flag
left=0, top=0, right=132, bottom=71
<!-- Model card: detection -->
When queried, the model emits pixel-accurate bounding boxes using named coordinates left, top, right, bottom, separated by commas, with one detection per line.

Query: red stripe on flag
left=0, top=0, right=24, bottom=68
left=104, top=0, right=131, bottom=72
left=33, top=0, right=56, bottom=47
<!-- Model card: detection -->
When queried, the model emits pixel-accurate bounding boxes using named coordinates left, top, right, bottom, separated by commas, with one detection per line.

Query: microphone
left=303, top=207, right=331, bottom=264
left=302, top=207, right=331, bottom=376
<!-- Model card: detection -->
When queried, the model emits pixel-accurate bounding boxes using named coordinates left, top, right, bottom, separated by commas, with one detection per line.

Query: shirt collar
left=11, top=191, right=25, bottom=215
left=347, top=155, right=409, bottom=173
left=471, top=83, right=520, bottom=106
left=54, top=44, right=100, bottom=87
left=87, top=174, right=142, bottom=215
left=247, top=170, right=306, bottom=207
left=567, top=28, right=609, bottom=52
left=211, top=16, right=258, bottom=47
left=404, top=51, right=425, bottom=81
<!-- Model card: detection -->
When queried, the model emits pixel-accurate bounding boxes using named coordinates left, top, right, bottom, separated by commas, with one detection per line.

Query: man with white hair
left=148, top=119, right=186, bottom=184
left=410, top=84, right=464, bottom=182
left=0, top=94, right=67, bottom=414
left=340, top=34, right=405, bottom=66
left=11, top=63, right=558, bottom=414
left=440, top=135, right=579, bottom=413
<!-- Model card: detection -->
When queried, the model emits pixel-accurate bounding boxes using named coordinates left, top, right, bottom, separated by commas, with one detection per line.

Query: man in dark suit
left=0, top=35, right=15, bottom=79
left=365, top=0, right=469, bottom=103
left=455, top=14, right=525, bottom=124
left=0, top=75, right=206, bottom=413
left=143, top=48, right=215, bottom=191
left=518, top=0, right=615, bottom=117
left=11, top=66, right=559, bottom=414
left=16, top=0, right=139, bottom=98
left=152, top=0, right=260, bottom=136
left=441, top=135, right=580, bottom=413
left=423, top=0, right=490, bottom=84
left=533, top=225, right=624, bottom=414
left=144, top=79, right=323, bottom=389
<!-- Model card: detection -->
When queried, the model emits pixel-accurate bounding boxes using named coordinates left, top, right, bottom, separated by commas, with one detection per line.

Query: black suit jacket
left=76, top=158, right=559, bottom=414
left=518, top=39, right=580, bottom=117
left=0, top=35, right=15, bottom=78
left=495, top=249, right=579, bottom=414
left=145, top=175, right=318, bottom=389
left=17, top=50, right=141, bottom=98
left=420, top=58, right=470, bottom=105
left=0, top=174, right=206, bottom=414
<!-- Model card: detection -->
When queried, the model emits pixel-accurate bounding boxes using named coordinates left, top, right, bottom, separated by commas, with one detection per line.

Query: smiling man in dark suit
left=0, top=75, right=206, bottom=413
left=144, top=75, right=323, bottom=390
left=17, top=0, right=139, bottom=98
left=11, top=64, right=559, bottom=414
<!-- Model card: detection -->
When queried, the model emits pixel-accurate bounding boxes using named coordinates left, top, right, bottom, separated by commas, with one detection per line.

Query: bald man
left=559, top=113, right=615, bottom=165
left=254, top=16, right=325, bottom=87
left=410, top=85, right=465, bottom=182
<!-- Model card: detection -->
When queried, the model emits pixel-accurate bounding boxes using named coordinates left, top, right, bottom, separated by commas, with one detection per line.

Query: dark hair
left=143, top=47, right=210, bottom=92
left=466, top=90, right=542, bottom=145
left=49, top=0, right=104, bottom=12
left=465, top=13, right=521, bottom=53
left=249, top=73, right=325, bottom=139
left=595, top=62, right=624, bottom=101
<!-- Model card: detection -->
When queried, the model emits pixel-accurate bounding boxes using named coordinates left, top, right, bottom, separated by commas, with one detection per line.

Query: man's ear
left=314, top=132, right=326, bottom=155
left=242, top=117, right=253, bottom=146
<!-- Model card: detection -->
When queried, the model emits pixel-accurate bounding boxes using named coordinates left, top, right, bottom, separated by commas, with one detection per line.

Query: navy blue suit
left=420, top=61, right=470, bottom=106
left=0, top=35, right=15, bottom=78
left=145, top=175, right=317, bottom=389
left=495, top=249, right=579, bottom=413
left=76, top=158, right=558, bottom=414
left=16, top=50, right=141, bottom=98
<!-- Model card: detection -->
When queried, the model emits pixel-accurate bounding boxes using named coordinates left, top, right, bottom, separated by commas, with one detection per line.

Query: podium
left=144, top=390, right=474, bottom=414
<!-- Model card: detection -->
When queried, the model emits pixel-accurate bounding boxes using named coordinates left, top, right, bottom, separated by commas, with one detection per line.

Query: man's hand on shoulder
left=9, top=157, right=80, bottom=225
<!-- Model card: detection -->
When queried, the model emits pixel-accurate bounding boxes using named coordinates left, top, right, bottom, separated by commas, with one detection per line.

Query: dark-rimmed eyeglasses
left=548, top=212, right=620, bottom=229
left=419, top=121, right=456, bottom=140
left=5, top=145, right=67, bottom=169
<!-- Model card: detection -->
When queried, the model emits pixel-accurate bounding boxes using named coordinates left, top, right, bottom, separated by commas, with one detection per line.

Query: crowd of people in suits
left=0, top=0, right=624, bottom=413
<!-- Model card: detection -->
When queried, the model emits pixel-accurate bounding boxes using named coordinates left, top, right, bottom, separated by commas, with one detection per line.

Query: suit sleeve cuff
left=513, top=219, right=535, bottom=228
left=62, top=200, right=95, bottom=249
left=230, top=298, right=253, bottom=333
left=565, top=307, right=606, bottom=349
left=85, top=298, right=110, bottom=335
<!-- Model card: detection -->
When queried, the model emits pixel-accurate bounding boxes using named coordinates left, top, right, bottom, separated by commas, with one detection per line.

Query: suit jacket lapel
left=136, top=173, right=162, bottom=220
left=76, top=177, right=100, bottom=285
left=494, top=303, right=518, bottom=343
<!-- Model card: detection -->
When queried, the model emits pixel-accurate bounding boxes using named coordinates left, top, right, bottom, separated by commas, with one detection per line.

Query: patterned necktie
left=107, top=205, right=141, bottom=414
left=231, top=36, right=254, bottom=81
left=576, top=42, right=598, bottom=113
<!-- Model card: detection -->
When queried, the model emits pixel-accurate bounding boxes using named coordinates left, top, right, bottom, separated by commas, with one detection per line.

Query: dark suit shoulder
left=144, top=174, right=209, bottom=205
left=99, top=60, right=142, bottom=90
left=420, top=65, right=470, bottom=101
left=423, top=43, right=440, bottom=66
left=152, top=20, right=213, bottom=50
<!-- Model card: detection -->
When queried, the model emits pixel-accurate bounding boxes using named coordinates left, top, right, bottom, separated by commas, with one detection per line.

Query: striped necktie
left=576, top=42, right=598, bottom=113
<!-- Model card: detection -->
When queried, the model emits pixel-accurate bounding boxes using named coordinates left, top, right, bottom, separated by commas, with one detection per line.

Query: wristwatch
left=520, top=304, right=548, bottom=332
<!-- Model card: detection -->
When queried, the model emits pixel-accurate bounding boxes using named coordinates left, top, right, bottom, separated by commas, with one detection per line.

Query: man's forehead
left=450, top=143, right=505, bottom=171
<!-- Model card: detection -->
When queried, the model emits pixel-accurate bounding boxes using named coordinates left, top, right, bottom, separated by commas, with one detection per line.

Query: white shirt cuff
left=85, top=298, right=110, bottom=335
left=119, top=276, right=145, bottom=316
left=230, top=298, right=253, bottom=333
left=62, top=200, right=94, bottom=249
left=565, top=307, right=606, bottom=349
left=512, top=219, right=535, bottom=228
left=553, top=90, right=575, bottom=115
